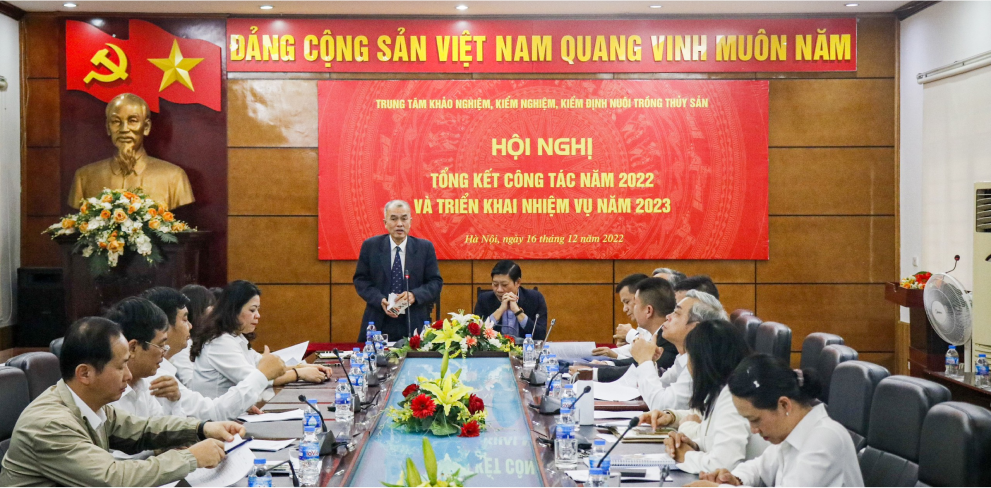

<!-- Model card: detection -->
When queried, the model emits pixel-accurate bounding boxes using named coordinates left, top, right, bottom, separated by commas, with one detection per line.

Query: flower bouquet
left=900, top=271, right=933, bottom=290
left=382, top=437, right=475, bottom=487
left=392, top=312, right=522, bottom=358
left=45, top=188, right=193, bottom=275
left=388, top=338, right=487, bottom=437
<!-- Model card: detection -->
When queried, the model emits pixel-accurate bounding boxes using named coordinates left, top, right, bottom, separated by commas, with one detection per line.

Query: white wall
left=899, top=1, right=991, bottom=321
left=0, top=14, right=20, bottom=328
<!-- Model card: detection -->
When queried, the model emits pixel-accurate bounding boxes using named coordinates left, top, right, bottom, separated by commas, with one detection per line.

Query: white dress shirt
left=113, top=378, right=173, bottom=418
left=391, top=237, right=407, bottom=272
left=731, top=403, right=864, bottom=487
left=168, top=339, right=195, bottom=386
left=152, top=357, right=269, bottom=421
left=633, top=352, right=693, bottom=410
left=669, top=386, right=769, bottom=474
left=68, top=385, right=107, bottom=430
left=605, top=327, right=652, bottom=360
left=189, top=333, right=267, bottom=398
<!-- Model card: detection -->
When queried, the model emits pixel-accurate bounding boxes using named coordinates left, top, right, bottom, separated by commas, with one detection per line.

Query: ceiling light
left=649, top=4, right=662, bottom=8
left=845, top=3, right=858, bottom=6
left=63, top=2, right=77, bottom=7
left=259, top=4, right=273, bottom=9
left=456, top=4, right=468, bottom=10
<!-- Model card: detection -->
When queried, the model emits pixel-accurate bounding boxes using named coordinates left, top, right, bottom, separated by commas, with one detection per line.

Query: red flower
left=402, top=383, right=419, bottom=397
left=409, top=335, right=421, bottom=350
left=467, top=322, right=481, bottom=336
left=468, top=394, right=484, bottom=414
left=507, top=336, right=515, bottom=345
left=459, top=420, right=480, bottom=437
left=431, top=320, right=444, bottom=330
left=410, top=394, right=437, bottom=419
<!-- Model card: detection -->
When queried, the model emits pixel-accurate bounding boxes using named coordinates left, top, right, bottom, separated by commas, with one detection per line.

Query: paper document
left=592, top=382, right=641, bottom=402
left=566, top=467, right=667, bottom=482
left=594, top=410, right=643, bottom=420
left=247, top=438, right=296, bottom=452
left=238, top=409, right=304, bottom=423
left=547, top=342, right=596, bottom=360
left=183, top=435, right=256, bottom=487
left=387, top=293, right=409, bottom=315
left=272, top=341, right=309, bottom=367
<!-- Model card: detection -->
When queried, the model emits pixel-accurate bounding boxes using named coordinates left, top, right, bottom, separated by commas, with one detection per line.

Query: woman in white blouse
left=639, top=319, right=767, bottom=474
left=691, top=354, right=864, bottom=487
left=188, top=280, right=330, bottom=398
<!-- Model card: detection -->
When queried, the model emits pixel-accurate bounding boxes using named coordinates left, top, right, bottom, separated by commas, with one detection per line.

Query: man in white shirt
left=143, top=286, right=197, bottom=385
left=630, top=289, right=727, bottom=410
left=592, top=273, right=649, bottom=358
left=107, top=297, right=286, bottom=422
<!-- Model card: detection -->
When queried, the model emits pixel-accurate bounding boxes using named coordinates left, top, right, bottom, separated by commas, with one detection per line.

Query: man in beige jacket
left=0, top=317, right=245, bottom=486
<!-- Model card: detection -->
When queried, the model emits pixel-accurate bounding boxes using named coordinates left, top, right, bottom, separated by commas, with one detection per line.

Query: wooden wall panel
left=769, top=148, right=895, bottom=215
left=22, top=15, right=59, bottom=79
left=439, top=284, right=474, bottom=321
left=331, top=285, right=367, bottom=342
left=756, top=216, right=895, bottom=284
left=251, top=285, right=330, bottom=351
left=25, top=79, right=60, bottom=147
left=24, top=148, right=61, bottom=216
left=614, top=260, right=755, bottom=283
left=229, top=148, right=318, bottom=215
left=757, top=284, right=897, bottom=352
left=540, top=284, right=614, bottom=343
left=472, top=260, right=612, bottom=284
left=439, top=261, right=473, bottom=284
left=855, top=17, right=897, bottom=79
left=228, top=80, right=318, bottom=148
left=769, top=79, right=895, bottom=147
left=228, top=217, right=330, bottom=283
left=20, top=216, right=60, bottom=267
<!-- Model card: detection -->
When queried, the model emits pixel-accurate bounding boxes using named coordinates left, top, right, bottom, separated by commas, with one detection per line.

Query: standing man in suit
left=473, top=260, right=548, bottom=340
left=353, top=200, right=444, bottom=342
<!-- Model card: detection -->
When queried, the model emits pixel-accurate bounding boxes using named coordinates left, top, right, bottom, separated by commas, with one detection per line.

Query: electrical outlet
left=912, top=256, right=919, bottom=267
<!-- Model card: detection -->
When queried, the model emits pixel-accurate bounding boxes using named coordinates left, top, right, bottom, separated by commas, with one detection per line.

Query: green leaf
left=158, top=232, right=178, bottom=244
left=381, top=482, right=402, bottom=487
left=405, top=458, right=422, bottom=487
left=422, top=437, right=438, bottom=484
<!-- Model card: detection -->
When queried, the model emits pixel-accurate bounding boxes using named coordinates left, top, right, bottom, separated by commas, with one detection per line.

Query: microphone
left=573, top=385, right=592, bottom=405
left=331, top=349, right=361, bottom=412
left=598, top=417, right=640, bottom=468
left=254, top=459, right=300, bottom=487
left=298, top=394, right=328, bottom=433
left=527, top=319, right=556, bottom=386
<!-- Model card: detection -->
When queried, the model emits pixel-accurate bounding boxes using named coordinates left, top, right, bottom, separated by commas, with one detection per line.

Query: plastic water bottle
left=540, top=344, right=552, bottom=373
left=373, top=331, right=386, bottom=354
left=299, top=426, right=320, bottom=486
left=364, top=341, right=377, bottom=373
left=302, top=399, right=322, bottom=434
left=367, top=321, right=376, bottom=334
left=560, top=383, right=577, bottom=411
left=423, top=320, right=431, bottom=335
left=945, top=345, right=961, bottom=377
left=350, top=361, right=366, bottom=402
left=334, top=378, right=353, bottom=423
left=976, top=354, right=990, bottom=389
left=554, top=408, right=578, bottom=468
left=588, top=467, right=608, bottom=487
left=522, top=334, right=536, bottom=370
left=589, top=438, right=611, bottom=478
left=547, top=354, right=559, bottom=374
left=547, top=365, right=561, bottom=399
left=248, top=458, right=272, bottom=487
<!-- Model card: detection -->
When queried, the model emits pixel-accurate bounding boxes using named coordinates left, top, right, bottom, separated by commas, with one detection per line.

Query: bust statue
left=67, top=93, right=195, bottom=210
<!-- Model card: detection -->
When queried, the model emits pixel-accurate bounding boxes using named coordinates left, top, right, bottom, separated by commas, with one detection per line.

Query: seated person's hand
left=569, top=365, right=591, bottom=375
left=381, top=298, right=399, bottom=318
left=246, top=405, right=264, bottom=415
left=188, top=439, right=225, bottom=468
left=149, top=376, right=181, bottom=402
left=614, top=323, right=633, bottom=340
left=652, top=345, right=665, bottom=362
left=295, top=365, right=328, bottom=383
left=589, top=360, right=613, bottom=366
left=697, top=469, right=742, bottom=486
left=257, top=346, right=287, bottom=381
left=630, top=338, right=657, bottom=364
left=638, top=409, right=675, bottom=431
left=665, top=432, right=698, bottom=463
left=203, top=421, right=246, bottom=442
left=591, top=346, right=619, bottom=358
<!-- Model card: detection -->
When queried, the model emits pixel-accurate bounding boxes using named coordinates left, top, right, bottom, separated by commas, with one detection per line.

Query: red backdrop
left=318, top=80, right=768, bottom=261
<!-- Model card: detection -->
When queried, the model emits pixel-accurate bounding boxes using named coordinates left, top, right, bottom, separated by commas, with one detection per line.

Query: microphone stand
left=536, top=370, right=563, bottom=415
left=365, top=356, right=381, bottom=387
left=256, top=459, right=300, bottom=487
left=404, top=269, right=411, bottom=339
left=297, top=394, right=328, bottom=434
left=332, top=349, right=362, bottom=413
left=527, top=319, right=556, bottom=385
left=599, top=418, right=640, bottom=488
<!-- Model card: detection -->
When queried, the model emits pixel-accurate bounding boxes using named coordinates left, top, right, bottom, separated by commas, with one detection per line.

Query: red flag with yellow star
left=66, top=19, right=221, bottom=112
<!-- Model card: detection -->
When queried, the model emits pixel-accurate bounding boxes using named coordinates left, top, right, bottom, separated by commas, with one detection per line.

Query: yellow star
left=148, top=40, right=203, bottom=92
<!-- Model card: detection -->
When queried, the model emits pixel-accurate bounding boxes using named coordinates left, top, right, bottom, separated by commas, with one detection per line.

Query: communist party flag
left=66, top=19, right=221, bottom=112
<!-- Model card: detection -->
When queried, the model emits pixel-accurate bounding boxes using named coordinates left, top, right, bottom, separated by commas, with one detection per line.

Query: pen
left=225, top=437, right=253, bottom=454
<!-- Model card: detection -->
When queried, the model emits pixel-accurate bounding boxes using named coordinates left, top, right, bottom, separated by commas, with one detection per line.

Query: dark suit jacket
left=596, top=331, right=679, bottom=383
left=472, top=286, right=548, bottom=340
left=353, top=234, right=443, bottom=342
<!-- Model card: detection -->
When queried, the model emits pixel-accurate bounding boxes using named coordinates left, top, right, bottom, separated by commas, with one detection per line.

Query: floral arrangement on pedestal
left=387, top=336, right=487, bottom=437
left=381, top=437, right=475, bottom=487
left=392, top=312, right=522, bottom=358
left=900, top=271, right=933, bottom=290
left=44, top=188, right=192, bottom=275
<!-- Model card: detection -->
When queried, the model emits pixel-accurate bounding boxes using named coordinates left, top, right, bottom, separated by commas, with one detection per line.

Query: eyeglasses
left=144, top=341, right=171, bottom=354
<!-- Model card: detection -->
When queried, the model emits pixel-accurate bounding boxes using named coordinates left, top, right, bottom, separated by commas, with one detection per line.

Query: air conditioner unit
left=973, top=182, right=991, bottom=364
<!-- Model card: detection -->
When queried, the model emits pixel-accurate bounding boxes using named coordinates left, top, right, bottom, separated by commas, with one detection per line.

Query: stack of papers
left=272, top=341, right=308, bottom=367
left=237, top=409, right=304, bottom=423
left=246, top=438, right=296, bottom=452
left=592, top=382, right=641, bottom=402
left=566, top=467, right=668, bottom=483
left=182, top=435, right=257, bottom=487
left=594, top=410, right=643, bottom=420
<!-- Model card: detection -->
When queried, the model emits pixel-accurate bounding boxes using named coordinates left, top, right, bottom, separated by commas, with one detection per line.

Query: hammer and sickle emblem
left=83, top=43, right=129, bottom=83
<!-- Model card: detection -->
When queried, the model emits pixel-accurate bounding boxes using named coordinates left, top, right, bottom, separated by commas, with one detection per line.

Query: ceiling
left=10, top=0, right=906, bottom=17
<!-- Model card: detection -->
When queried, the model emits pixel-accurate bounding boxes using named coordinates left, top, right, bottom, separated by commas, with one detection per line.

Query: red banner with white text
left=229, top=18, right=856, bottom=73
left=318, top=80, right=768, bottom=260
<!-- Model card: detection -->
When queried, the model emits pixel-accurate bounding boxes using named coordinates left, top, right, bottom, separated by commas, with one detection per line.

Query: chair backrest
left=827, top=360, right=890, bottom=451
left=6, top=352, right=61, bottom=400
left=0, top=367, right=31, bottom=442
left=816, top=344, right=858, bottom=402
left=860, top=376, right=951, bottom=487
left=732, top=315, right=762, bottom=351
left=754, top=321, right=792, bottom=363
left=917, top=402, right=991, bottom=487
left=49, top=337, right=64, bottom=359
left=729, top=309, right=753, bottom=323
left=801, top=332, right=845, bottom=371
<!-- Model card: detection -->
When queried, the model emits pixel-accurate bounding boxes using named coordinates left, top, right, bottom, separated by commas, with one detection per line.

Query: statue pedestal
left=55, top=231, right=210, bottom=322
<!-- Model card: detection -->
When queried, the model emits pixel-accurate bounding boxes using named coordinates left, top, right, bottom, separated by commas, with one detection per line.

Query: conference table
left=233, top=352, right=698, bottom=487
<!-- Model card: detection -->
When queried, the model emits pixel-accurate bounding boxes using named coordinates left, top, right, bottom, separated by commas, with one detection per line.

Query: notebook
left=592, top=453, right=676, bottom=467
left=608, top=424, right=675, bottom=443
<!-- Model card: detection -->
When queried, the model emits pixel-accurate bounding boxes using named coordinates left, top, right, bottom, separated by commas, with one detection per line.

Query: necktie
left=390, top=246, right=404, bottom=295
